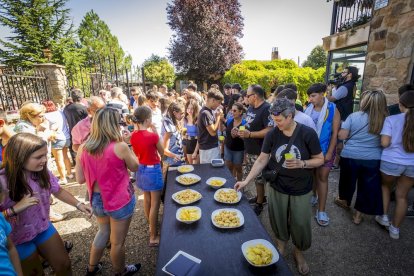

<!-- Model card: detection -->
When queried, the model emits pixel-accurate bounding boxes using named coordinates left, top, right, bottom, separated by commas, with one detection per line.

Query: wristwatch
left=303, top=160, right=307, bottom=168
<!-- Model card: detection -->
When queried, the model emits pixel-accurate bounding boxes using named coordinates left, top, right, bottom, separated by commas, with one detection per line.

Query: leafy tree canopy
left=0, top=0, right=73, bottom=67
left=223, top=59, right=325, bottom=103
left=167, top=0, right=244, bottom=80
left=302, top=45, right=327, bottom=69
left=142, top=54, right=175, bottom=88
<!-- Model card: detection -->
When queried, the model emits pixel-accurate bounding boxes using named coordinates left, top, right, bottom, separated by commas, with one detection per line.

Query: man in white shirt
left=276, top=89, right=316, bottom=131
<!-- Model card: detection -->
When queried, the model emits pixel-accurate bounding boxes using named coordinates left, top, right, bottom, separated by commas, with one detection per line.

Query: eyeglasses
left=341, top=71, right=349, bottom=74
left=246, top=93, right=255, bottom=98
left=271, top=108, right=287, bottom=116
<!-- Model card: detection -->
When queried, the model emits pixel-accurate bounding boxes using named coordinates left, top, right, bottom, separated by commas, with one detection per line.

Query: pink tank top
left=80, top=142, right=132, bottom=212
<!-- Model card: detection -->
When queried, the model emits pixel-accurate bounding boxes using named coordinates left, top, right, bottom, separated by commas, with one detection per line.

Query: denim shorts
left=51, top=138, right=70, bottom=149
left=16, top=222, right=57, bottom=260
left=92, top=192, right=136, bottom=220
left=380, top=160, right=414, bottom=178
left=224, top=146, right=244, bottom=165
left=136, top=164, right=164, bottom=191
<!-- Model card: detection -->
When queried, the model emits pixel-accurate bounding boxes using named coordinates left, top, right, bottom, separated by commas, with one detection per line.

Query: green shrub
left=223, top=59, right=325, bottom=103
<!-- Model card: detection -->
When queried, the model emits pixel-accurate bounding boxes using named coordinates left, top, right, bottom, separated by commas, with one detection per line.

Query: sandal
left=315, top=210, right=330, bottom=227
left=352, top=213, right=363, bottom=225
left=64, top=240, right=73, bottom=253
left=334, top=196, right=350, bottom=210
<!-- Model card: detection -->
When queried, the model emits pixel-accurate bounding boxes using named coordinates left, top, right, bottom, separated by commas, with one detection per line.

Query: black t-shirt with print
left=261, top=124, right=322, bottom=195
left=244, top=101, right=273, bottom=155
left=197, top=106, right=218, bottom=150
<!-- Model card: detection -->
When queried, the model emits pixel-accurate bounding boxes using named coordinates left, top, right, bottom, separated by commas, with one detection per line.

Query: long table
left=155, top=164, right=292, bottom=276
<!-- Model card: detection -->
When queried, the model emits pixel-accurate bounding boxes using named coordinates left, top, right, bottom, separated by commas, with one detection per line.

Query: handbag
left=263, top=124, right=302, bottom=183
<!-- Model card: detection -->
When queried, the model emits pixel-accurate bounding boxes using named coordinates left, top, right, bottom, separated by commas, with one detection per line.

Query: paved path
left=50, top=170, right=414, bottom=275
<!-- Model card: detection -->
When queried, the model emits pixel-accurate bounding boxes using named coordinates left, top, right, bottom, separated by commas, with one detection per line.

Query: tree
left=142, top=54, right=175, bottom=88
left=0, top=0, right=73, bottom=67
left=78, top=10, right=128, bottom=68
left=167, top=0, right=244, bottom=80
left=302, top=45, right=327, bottom=69
left=223, top=59, right=325, bottom=103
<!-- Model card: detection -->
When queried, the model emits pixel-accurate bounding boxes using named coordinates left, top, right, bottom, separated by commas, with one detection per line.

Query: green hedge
left=222, top=60, right=325, bottom=103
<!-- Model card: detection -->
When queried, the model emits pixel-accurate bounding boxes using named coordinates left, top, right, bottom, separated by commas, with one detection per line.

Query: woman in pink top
left=76, top=107, right=141, bottom=276
left=0, top=133, right=92, bottom=275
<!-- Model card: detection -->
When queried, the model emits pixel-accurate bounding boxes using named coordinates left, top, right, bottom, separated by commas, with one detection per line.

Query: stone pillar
left=34, top=63, right=67, bottom=106
left=362, top=0, right=414, bottom=104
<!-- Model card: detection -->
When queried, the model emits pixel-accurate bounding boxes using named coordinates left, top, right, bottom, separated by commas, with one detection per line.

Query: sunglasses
left=271, top=108, right=287, bottom=116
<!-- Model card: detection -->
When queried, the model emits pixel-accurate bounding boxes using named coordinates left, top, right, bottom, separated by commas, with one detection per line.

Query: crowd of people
left=0, top=67, right=413, bottom=275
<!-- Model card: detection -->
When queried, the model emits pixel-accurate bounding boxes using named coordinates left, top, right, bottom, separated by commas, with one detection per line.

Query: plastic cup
left=219, top=135, right=225, bottom=141
left=239, top=126, right=245, bottom=131
left=284, top=153, right=294, bottom=160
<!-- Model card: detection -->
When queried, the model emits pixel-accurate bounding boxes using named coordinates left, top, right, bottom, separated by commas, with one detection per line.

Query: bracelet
left=249, top=132, right=251, bottom=138
left=76, top=202, right=84, bottom=210
left=10, top=207, right=17, bottom=216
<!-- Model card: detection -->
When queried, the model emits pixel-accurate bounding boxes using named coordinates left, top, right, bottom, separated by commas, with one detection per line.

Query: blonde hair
left=19, top=102, right=45, bottom=121
left=84, top=108, right=122, bottom=155
left=359, top=90, right=388, bottom=135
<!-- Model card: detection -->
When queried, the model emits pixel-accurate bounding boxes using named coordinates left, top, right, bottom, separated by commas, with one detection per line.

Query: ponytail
left=402, top=108, right=414, bottom=153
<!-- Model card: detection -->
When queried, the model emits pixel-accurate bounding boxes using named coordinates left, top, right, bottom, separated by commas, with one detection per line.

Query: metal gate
left=0, top=67, right=49, bottom=111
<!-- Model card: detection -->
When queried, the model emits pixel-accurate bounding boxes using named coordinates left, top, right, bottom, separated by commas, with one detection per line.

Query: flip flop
left=148, top=242, right=159, bottom=247
left=334, top=196, right=350, bottom=210
left=315, top=210, right=330, bottom=227
left=352, top=213, right=363, bottom=225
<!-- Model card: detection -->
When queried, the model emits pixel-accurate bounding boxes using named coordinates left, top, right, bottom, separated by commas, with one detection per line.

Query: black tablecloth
left=155, top=164, right=292, bottom=276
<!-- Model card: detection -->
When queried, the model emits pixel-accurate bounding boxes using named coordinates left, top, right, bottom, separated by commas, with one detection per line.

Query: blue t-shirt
left=0, top=214, right=17, bottom=276
left=340, top=112, right=382, bottom=160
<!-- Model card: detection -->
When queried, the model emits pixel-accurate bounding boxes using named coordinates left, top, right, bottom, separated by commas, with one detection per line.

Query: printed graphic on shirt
left=274, top=144, right=301, bottom=168
left=245, top=111, right=256, bottom=129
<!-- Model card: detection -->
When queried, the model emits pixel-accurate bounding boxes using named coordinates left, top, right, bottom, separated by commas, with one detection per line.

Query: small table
left=155, top=164, right=292, bottom=276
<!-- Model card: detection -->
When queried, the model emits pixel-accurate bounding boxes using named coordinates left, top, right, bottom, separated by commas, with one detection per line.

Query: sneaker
left=375, top=215, right=390, bottom=227
left=388, top=224, right=399, bottom=239
left=50, top=212, right=68, bottom=223
left=310, top=195, right=318, bottom=207
left=406, top=204, right=414, bottom=217
left=248, top=196, right=267, bottom=205
left=59, top=178, right=68, bottom=185
left=253, top=203, right=264, bottom=216
left=122, top=264, right=141, bottom=276
left=331, top=165, right=340, bottom=171
left=85, top=262, right=103, bottom=276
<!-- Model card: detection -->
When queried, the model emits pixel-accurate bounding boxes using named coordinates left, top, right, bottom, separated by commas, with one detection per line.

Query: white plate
left=175, top=173, right=201, bottom=185
left=161, top=250, right=201, bottom=276
left=211, top=158, right=224, bottom=167
left=206, top=177, right=227, bottom=189
left=213, top=188, right=242, bottom=204
left=177, top=165, right=194, bottom=174
left=176, top=206, right=202, bottom=224
left=172, top=189, right=202, bottom=205
left=241, top=239, right=279, bottom=267
left=211, top=208, right=244, bottom=228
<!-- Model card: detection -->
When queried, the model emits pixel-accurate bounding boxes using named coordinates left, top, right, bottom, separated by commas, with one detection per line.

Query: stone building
left=322, top=0, right=414, bottom=104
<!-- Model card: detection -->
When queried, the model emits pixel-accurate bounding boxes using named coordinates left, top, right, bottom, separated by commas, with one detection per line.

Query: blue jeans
left=136, top=164, right=164, bottom=191
left=92, top=193, right=136, bottom=220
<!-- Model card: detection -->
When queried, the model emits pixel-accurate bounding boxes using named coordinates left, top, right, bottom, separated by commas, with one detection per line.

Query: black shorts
left=184, top=139, right=197, bottom=154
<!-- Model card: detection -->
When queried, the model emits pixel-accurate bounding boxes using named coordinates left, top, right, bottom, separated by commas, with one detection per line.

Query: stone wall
left=34, top=63, right=68, bottom=107
left=363, top=0, right=414, bottom=104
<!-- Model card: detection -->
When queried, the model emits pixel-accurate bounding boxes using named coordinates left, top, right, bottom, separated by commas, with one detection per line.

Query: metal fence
left=67, top=55, right=146, bottom=98
left=0, top=67, right=49, bottom=111
left=332, top=0, right=374, bottom=34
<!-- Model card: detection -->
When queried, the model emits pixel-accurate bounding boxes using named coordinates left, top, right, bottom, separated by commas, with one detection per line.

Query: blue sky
left=0, top=0, right=333, bottom=66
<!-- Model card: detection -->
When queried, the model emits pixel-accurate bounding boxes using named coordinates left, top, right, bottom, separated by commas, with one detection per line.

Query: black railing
left=0, top=67, right=49, bottom=111
left=332, top=0, right=374, bottom=34
left=67, top=55, right=144, bottom=98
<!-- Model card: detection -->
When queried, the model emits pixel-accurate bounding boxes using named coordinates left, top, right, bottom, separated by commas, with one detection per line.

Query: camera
left=328, top=73, right=344, bottom=86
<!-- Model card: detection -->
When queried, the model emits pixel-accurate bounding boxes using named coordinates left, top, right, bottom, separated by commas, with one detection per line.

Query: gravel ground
left=50, top=170, right=414, bottom=276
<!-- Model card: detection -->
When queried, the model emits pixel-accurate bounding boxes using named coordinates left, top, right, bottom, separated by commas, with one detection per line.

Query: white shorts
left=199, top=147, right=220, bottom=164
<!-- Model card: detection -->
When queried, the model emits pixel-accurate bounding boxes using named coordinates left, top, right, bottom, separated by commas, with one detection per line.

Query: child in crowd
left=76, top=108, right=140, bottom=275
left=0, top=133, right=92, bottom=275
left=0, top=109, right=15, bottom=166
left=130, top=106, right=164, bottom=246
left=376, top=91, right=414, bottom=239
left=183, top=99, right=200, bottom=164
left=162, top=102, right=185, bottom=168
left=305, top=83, right=340, bottom=226
left=224, top=103, right=246, bottom=181
left=0, top=180, right=23, bottom=276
